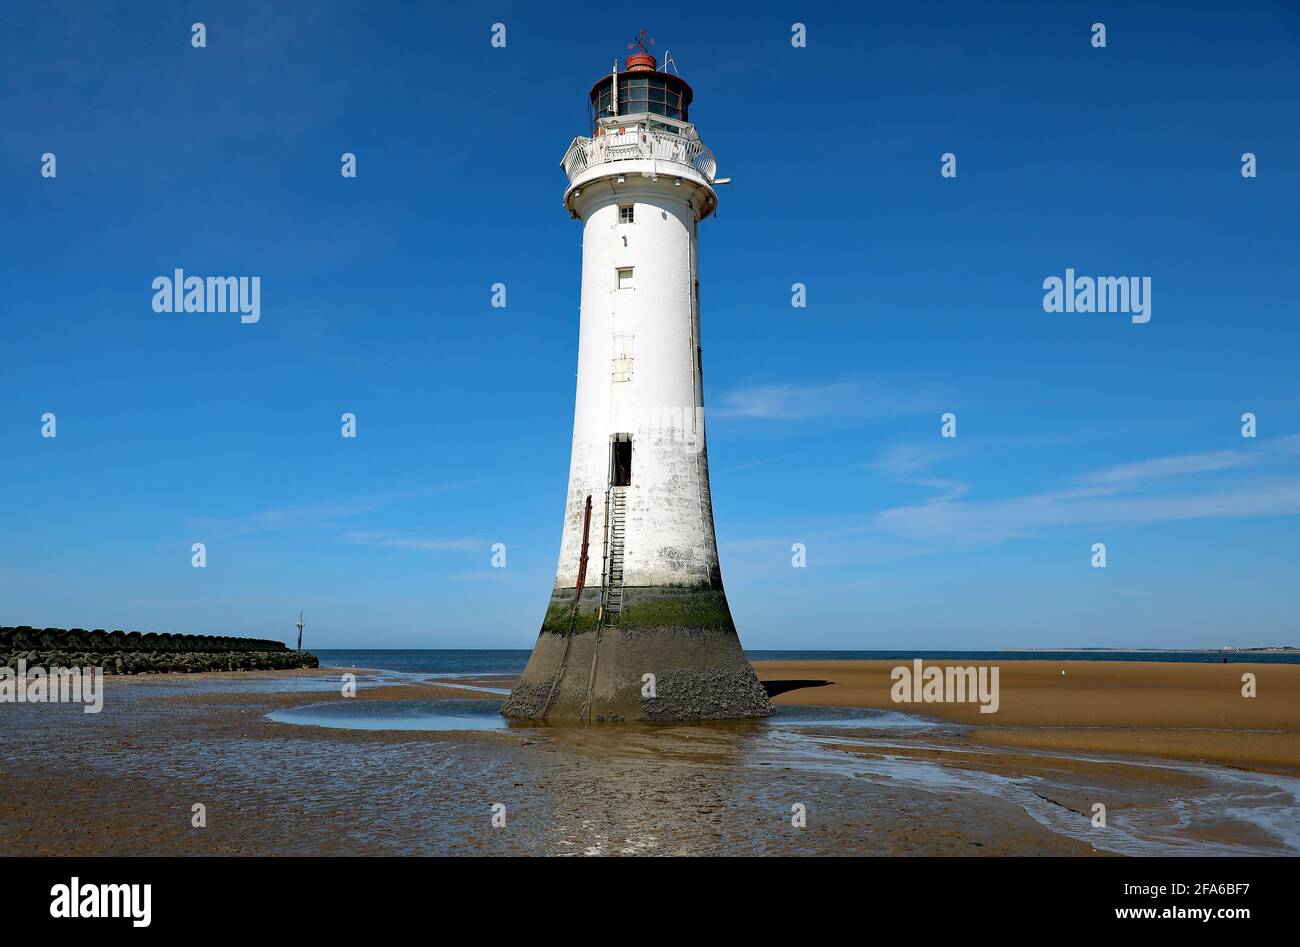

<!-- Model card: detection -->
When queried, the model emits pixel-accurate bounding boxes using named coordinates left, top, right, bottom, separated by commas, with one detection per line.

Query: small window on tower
left=619, top=204, right=634, bottom=224
left=617, top=267, right=634, bottom=290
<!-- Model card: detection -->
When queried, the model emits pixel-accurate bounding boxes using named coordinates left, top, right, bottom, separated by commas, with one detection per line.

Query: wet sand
left=2, top=662, right=1297, bottom=856
left=753, top=659, right=1300, bottom=774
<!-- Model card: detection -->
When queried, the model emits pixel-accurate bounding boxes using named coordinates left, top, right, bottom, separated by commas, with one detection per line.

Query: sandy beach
left=2, top=659, right=1297, bottom=856
left=753, top=659, right=1300, bottom=774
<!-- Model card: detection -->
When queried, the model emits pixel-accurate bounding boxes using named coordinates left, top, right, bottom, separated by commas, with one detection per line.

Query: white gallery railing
left=562, top=129, right=717, bottom=184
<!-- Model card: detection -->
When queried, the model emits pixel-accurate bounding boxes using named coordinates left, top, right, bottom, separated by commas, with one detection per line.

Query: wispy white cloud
left=1079, top=435, right=1300, bottom=486
left=344, top=531, right=483, bottom=553
left=877, top=436, right=1300, bottom=544
left=445, top=570, right=517, bottom=582
left=720, top=452, right=801, bottom=473
left=868, top=430, right=1105, bottom=481
left=878, top=477, right=1300, bottom=543
left=871, top=442, right=950, bottom=477
left=712, top=381, right=937, bottom=421
left=1079, top=449, right=1254, bottom=486
left=192, top=498, right=385, bottom=536
left=721, top=435, right=1300, bottom=565
left=189, top=478, right=509, bottom=538
left=910, top=478, right=969, bottom=502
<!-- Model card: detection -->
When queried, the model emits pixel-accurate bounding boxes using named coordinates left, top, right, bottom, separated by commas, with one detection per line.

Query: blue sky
left=2, top=1, right=1298, bottom=649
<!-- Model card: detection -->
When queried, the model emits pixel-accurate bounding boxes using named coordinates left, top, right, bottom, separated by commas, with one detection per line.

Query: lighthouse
left=502, top=36, right=771, bottom=722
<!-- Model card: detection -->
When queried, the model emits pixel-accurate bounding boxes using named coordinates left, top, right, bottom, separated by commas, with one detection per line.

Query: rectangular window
left=619, top=205, right=634, bottom=224
left=616, top=267, right=634, bottom=290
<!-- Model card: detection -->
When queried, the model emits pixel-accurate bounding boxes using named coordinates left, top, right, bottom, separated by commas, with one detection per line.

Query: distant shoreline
left=1006, top=646, right=1300, bottom=654
left=311, top=647, right=1299, bottom=653
left=309, top=648, right=1300, bottom=672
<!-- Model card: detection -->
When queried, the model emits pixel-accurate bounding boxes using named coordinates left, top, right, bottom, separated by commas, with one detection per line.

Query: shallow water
left=769, top=705, right=950, bottom=731
left=758, top=728, right=1300, bottom=856
left=120, top=669, right=398, bottom=698
left=263, top=700, right=948, bottom=735
left=268, top=698, right=512, bottom=731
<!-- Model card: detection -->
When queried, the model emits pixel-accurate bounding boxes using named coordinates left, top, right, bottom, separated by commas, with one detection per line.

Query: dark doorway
left=611, top=435, right=632, bottom=486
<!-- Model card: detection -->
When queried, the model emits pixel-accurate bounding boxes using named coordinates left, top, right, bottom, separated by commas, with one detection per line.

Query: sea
left=313, top=648, right=1300, bottom=676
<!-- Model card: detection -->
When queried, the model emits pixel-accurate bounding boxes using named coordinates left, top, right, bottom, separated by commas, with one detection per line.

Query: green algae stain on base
left=618, top=589, right=735, bottom=633
left=539, top=603, right=603, bottom=634
left=536, top=585, right=736, bottom=636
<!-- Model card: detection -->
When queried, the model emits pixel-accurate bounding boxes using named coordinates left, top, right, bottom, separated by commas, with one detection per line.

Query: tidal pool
left=264, top=699, right=946, bottom=735
left=268, top=697, right=510, bottom=731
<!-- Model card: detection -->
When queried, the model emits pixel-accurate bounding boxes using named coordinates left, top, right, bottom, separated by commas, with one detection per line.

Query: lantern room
left=588, top=50, right=693, bottom=130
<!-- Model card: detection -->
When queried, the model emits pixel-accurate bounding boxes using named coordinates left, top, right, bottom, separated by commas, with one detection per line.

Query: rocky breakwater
left=0, top=626, right=319, bottom=675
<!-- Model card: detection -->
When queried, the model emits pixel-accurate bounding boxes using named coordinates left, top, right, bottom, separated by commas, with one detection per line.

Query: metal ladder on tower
left=602, top=486, right=627, bottom=623
left=584, top=485, right=627, bottom=721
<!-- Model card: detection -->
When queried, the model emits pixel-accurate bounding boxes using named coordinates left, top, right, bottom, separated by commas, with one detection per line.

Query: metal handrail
left=562, top=129, right=716, bottom=184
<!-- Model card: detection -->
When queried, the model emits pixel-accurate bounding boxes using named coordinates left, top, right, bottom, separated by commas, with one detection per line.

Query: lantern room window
left=591, top=73, right=692, bottom=126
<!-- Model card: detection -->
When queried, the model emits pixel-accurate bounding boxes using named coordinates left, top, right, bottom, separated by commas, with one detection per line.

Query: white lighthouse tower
left=503, top=36, right=771, bottom=722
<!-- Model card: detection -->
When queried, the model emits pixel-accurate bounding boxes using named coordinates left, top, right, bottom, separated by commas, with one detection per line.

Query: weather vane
left=628, top=30, right=654, bottom=54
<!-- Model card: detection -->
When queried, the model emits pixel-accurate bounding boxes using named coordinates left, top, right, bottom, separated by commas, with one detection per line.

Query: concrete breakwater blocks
left=3, top=649, right=319, bottom=675
left=0, top=626, right=318, bottom=674
left=1, top=626, right=288, bottom=654
left=503, top=586, right=772, bottom=722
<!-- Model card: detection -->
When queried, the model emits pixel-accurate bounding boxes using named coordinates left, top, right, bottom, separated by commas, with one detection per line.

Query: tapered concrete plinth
left=501, top=586, right=772, bottom=722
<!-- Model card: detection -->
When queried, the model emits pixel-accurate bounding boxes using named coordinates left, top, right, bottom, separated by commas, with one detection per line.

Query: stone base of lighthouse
left=501, top=585, right=772, bottom=722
